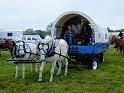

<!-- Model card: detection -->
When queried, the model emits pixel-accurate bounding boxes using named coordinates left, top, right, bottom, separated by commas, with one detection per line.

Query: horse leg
left=117, top=47, right=119, bottom=55
left=120, top=47, right=123, bottom=56
left=31, top=64, right=33, bottom=72
left=31, top=63, right=38, bottom=72
left=31, top=63, right=35, bottom=72
left=35, top=63, right=38, bottom=72
left=122, top=49, right=124, bottom=55
left=38, top=62, right=46, bottom=82
left=56, top=60, right=62, bottom=75
left=49, top=61, right=56, bottom=82
left=64, top=58, right=68, bottom=76
left=15, top=64, right=19, bottom=78
left=0, top=50, right=1, bottom=56
left=9, top=49, right=14, bottom=59
left=22, top=64, right=26, bottom=79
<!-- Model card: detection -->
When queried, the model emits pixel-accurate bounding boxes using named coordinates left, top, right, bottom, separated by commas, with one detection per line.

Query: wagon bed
left=68, top=43, right=109, bottom=55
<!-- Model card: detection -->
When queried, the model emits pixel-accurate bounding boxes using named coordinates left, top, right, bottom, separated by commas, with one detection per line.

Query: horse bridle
left=38, top=40, right=69, bottom=60
left=38, top=42, right=49, bottom=56
left=38, top=39, right=59, bottom=56
left=15, top=41, right=26, bottom=52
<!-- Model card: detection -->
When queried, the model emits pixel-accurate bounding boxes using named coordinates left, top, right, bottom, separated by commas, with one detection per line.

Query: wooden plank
left=13, top=61, right=43, bottom=64
left=6, top=59, right=33, bottom=61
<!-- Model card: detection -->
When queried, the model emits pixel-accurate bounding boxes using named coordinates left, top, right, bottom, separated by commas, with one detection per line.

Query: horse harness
left=13, top=41, right=38, bottom=59
left=38, top=40, right=65, bottom=58
left=13, top=40, right=68, bottom=60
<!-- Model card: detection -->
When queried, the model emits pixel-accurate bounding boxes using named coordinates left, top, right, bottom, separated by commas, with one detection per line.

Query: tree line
left=107, top=27, right=124, bottom=32
left=23, top=23, right=52, bottom=38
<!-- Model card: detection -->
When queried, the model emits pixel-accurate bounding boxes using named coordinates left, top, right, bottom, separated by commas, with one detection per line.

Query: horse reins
left=14, top=41, right=39, bottom=60
left=38, top=39, right=69, bottom=60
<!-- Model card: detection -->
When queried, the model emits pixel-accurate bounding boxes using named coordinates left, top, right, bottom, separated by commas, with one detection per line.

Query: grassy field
left=0, top=48, right=124, bottom=93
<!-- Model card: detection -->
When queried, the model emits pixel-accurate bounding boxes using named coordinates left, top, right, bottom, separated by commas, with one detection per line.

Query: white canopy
left=51, top=11, right=109, bottom=43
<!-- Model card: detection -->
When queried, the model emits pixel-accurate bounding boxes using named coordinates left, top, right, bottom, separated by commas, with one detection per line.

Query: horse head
left=110, top=35, right=117, bottom=44
left=38, top=35, right=55, bottom=61
left=38, top=40, right=49, bottom=61
left=14, top=40, right=26, bottom=57
left=45, top=35, right=52, bottom=43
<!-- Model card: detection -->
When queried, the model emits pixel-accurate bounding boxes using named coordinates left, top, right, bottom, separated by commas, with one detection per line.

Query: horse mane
left=110, top=36, right=124, bottom=49
left=44, top=35, right=52, bottom=43
left=115, top=37, right=123, bottom=44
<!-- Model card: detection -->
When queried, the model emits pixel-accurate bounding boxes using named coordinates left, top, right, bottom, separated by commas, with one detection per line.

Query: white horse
left=14, top=40, right=38, bottom=79
left=38, top=36, right=68, bottom=82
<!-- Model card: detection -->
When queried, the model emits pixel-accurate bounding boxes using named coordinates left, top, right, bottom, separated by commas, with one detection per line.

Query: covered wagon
left=51, top=11, right=109, bottom=69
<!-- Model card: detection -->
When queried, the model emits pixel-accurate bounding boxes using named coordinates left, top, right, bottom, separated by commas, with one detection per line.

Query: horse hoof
left=64, top=73, right=67, bottom=76
left=22, top=77, right=25, bottom=79
left=38, top=78, right=42, bottom=82
left=49, top=80, right=53, bottom=83
left=56, top=73, right=60, bottom=76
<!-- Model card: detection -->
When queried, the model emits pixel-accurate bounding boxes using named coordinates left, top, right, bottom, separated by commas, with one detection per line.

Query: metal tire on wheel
left=92, top=59, right=98, bottom=70
left=99, top=52, right=104, bottom=62
left=88, top=59, right=98, bottom=70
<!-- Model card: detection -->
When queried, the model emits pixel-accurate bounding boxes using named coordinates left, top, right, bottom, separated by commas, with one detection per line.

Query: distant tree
left=120, top=29, right=124, bottom=32
left=107, top=27, right=110, bottom=30
left=45, top=31, right=51, bottom=36
left=107, top=27, right=112, bottom=32
left=34, top=30, right=46, bottom=38
left=23, top=23, right=52, bottom=38
left=46, top=23, right=53, bottom=32
left=23, top=28, right=34, bottom=35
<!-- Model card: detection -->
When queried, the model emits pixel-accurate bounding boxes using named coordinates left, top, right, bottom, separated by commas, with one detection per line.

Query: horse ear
left=45, top=36, right=52, bottom=43
left=113, top=35, right=116, bottom=37
left=42, top=40, right=45, bottom=43
left=44, top=40, right=48, bottom=44
left=37, top=42, right=40, bottom=50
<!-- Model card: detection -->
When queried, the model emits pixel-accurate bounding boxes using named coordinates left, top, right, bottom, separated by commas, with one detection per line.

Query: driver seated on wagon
left=64, top=25, right=76, bottom=44
left=63, top=22, right=92, bottom=45
left=74, top=22, right=92, bottom=45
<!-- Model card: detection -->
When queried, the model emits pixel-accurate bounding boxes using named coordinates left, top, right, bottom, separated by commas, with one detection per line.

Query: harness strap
left=54, top=52, right=69, bottom=60
left=13, top=41, right=39, bottom=59
left=46, top=40, right=55, bottom=57
left=38, top=39, right=70, bottom=60
left=59, top=46, right=61, bottom=57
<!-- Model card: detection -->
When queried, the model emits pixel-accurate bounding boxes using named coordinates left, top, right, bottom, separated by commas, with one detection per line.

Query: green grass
left=0, top=49, right=124, bottom=93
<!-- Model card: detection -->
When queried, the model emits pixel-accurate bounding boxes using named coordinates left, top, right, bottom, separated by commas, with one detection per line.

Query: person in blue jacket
left=64, top=25, right=75, bottom=44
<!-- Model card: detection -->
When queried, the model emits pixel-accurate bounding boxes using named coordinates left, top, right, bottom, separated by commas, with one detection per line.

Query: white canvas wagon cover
left=51, top=11, right=109, bottom=43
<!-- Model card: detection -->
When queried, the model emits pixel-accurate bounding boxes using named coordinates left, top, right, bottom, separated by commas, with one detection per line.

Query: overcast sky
left=0, top=0, right=124, bottom=31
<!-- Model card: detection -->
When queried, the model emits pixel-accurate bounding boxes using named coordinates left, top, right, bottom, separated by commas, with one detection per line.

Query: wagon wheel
left=99, top=52, right=104, bottom=62
left=88, top=59, right=98, bottom=70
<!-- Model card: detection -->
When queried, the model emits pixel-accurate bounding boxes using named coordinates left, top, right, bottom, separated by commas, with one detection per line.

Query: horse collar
left=46, top=40, right=55, bottom=58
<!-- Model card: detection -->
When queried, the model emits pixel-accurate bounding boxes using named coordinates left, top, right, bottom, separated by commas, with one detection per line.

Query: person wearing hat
left=118, top=31, right=123, bottom=39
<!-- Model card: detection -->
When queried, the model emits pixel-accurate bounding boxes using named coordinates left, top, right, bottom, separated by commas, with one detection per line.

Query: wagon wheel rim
left=92, top=60, right=98, bottom=70
left=103, top=56, right=105, bottom=62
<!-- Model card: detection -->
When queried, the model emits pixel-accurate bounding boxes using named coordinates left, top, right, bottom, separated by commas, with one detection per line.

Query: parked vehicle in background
left=22, top=35, right=42, bottom=44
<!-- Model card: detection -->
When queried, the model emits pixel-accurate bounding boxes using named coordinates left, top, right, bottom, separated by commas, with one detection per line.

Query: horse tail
left=12, top=41, right=16, bottom=47
left=11, top=41, right=16, bottom=58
